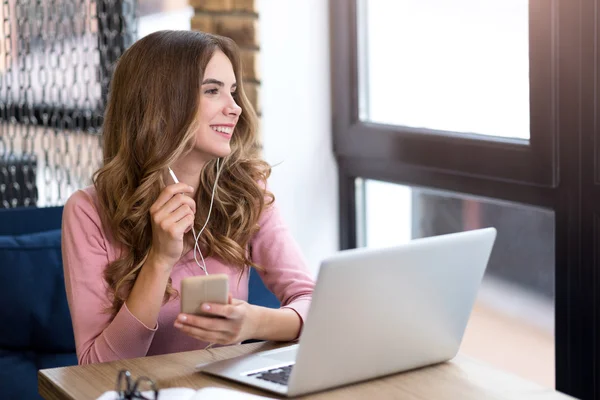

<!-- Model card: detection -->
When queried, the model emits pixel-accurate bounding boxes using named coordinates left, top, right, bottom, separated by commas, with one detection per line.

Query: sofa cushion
left=0, top=229, right=75, bottom=352
left=0, top=349, right=39, bottom=399
left=248, top=267, right=280, bottom=309
left=0, top=349, right=77, bottom=400
left=0, top=206, right=63, bottom=236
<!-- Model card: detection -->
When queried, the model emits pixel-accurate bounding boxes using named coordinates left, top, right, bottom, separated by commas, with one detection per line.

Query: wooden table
left=39, top=342, right=577, bottom=400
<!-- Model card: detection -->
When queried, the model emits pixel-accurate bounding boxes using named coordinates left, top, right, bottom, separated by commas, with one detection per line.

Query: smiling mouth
left=211, top=126, right=233, bottom=135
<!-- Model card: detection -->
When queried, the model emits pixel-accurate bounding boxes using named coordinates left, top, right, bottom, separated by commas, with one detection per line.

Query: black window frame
left=330, top=0, right=600, bottom=398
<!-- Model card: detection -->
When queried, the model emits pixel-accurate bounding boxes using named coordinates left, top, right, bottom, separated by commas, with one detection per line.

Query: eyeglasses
left=115, top=370, right=158, bottom=400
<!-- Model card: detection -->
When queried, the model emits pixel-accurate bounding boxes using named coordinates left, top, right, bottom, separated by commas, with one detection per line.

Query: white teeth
left=211, top=126, right=233, bottom=134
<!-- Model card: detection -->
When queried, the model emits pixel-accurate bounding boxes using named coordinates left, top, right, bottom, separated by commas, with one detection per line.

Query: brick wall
left=189, top=0, right=261, bottom=129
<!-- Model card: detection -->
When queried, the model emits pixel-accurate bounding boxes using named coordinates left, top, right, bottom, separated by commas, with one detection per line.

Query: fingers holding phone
left=177, top=275, right=261, bottom=345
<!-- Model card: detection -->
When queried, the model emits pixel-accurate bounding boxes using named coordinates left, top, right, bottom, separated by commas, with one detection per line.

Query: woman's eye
left=231, top=91, right=238, bottom=97
left=205, top=88, right=219, bottom=95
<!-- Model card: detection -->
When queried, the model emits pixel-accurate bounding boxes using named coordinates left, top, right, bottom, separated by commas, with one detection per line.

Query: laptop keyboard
left=247, top=364, right=294, bottom=386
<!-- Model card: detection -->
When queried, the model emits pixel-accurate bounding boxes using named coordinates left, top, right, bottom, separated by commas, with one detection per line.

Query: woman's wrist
left=146, top=247, right=175, bottom=275
left=244, top=304, right=264, bottom=341
left=125, top=249, right=173, bottom=329
left=251, top=306, right=301, bottom=342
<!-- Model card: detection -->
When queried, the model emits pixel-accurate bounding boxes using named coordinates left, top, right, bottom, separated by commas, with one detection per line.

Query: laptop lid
left=286, top=227, right=497, bottom=396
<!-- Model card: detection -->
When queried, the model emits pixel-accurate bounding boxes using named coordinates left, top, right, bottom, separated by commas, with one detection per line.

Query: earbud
left=167, top=160, right=223, bottom=275
left=168, top=167, right=179, bottom=184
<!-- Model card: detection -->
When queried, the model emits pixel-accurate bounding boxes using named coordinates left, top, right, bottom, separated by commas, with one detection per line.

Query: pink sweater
left=61, top=186, right=315, bottom=365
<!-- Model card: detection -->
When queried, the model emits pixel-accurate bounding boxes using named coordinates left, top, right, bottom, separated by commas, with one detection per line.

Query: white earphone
left=168, top=159, right=223, bottom=275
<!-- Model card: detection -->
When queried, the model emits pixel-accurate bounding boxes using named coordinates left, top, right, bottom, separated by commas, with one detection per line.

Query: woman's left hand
left=174, top=295, right=260, bottom=345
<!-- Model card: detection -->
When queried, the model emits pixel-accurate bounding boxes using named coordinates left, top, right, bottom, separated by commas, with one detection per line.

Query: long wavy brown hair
left=93, top=30, right=273, bottom=316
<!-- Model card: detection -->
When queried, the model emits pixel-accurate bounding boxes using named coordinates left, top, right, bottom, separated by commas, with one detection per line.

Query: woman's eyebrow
left=202, top=78, right=238, bottom=89
left=202, top=78, right=224, bottom=86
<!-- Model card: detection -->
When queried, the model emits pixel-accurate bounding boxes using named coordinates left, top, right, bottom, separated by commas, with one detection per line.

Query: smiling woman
left=59, top=30, right=315, bottom=365
left=189, top=52, right=243, bottom=162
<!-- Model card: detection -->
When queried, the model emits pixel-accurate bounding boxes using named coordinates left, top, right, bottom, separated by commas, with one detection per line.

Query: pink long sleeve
left=62, top=186, right=315, bottom=364
left=61, top=190, right=158, bottom=364
left=250, top=201, right=315, bottom=331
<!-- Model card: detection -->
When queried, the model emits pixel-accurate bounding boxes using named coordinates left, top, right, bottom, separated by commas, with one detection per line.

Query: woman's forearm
left=125, top=250, right=172, bottom=329
left=253, top=307, right=302, bottom=342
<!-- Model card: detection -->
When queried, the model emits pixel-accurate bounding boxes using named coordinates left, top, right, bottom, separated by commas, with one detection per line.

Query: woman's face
left=193, top=50, right=242, bottom=161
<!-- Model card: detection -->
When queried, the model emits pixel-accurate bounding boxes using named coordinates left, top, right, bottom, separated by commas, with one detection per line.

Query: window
left=359, top=0, right=530, bottom=140
left=359, top=179, right=555, bottom=387
left=331, top=0, right=599, bottom=397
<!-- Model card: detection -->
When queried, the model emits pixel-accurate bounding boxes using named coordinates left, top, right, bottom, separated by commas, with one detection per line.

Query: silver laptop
left=199, top=227, right=497, bottom=397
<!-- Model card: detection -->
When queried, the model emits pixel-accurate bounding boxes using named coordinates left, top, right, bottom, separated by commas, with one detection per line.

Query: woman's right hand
left=148, top=183, right=196, bottom=271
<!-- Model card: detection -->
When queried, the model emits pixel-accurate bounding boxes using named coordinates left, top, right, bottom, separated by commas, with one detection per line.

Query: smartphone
left=181, top=274, right=229, bottom=317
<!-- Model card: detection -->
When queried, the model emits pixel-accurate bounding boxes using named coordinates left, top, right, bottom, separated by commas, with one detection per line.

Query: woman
left=61, top=30, right=315, bottom=365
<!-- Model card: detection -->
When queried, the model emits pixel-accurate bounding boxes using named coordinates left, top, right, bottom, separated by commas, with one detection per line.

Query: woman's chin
left=190, top=145, right=231, bottom=163
left=215, top=146, right=231, bottom=158
left=209, top=145, right=232, bottom=160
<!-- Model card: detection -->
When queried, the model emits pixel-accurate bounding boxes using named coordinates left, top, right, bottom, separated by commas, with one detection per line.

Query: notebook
left=96, top=386, right=276, bottom=400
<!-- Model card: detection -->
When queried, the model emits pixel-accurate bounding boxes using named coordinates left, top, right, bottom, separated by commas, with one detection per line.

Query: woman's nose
left=224, top=97, right=242, bottom=117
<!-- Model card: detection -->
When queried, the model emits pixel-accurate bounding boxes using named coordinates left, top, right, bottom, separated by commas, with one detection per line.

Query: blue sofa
left=0, top=205, right=279, bottom=400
